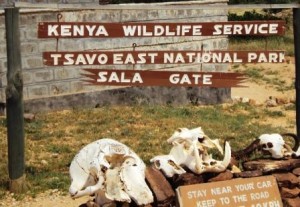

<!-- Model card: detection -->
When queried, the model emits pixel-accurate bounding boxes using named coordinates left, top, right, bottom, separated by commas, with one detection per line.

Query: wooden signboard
left=176, top=176, right=282, bottom=207
left=38, top=20, right=286, bottom=88
left=43, top=50, right=285, bottom=65
left=82, top=69, right=245, bottom=87
left=38, top=21, right=285, bottom=38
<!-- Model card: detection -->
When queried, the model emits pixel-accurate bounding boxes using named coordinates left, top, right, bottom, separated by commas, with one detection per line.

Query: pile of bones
left=69, top=127, right=300, bottom=206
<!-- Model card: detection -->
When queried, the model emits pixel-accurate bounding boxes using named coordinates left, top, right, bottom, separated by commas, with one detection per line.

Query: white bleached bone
left=69, top=138, right=153, bottom=206
left=167, top=127, right=205, bottom=144
left=259, top=134, right=286, bottom=159
left=233, top=133, right=299, bottom=160
left=167, top=127, right=223, bottom=154
left=198, top=142, right=231, bottom=173
left=293, top=146, right=300, bottom=157
left=150, top=155, right=186, bottom=177
left=170, top=140, right=231, bottom=174
left=120, top=156, right=154, bottom=205
left=105, top=167, right=131, bottom=202
left=151, top=127, right=231, bottom=176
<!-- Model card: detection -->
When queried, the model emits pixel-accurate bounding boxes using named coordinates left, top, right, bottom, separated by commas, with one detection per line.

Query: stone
left=280, top=187, right=300, bottom=198
left=272, top=172, right=299, bottom=188
left=145, top=166, right=175, bottom=207
left=292, top=167, right=300, bottom=176
left=41, top=160, right=48, bottom=166
left=265, top=97, right=277, bottom=107
left=241, top=97, right=249, bottom=103
left=234, top=170, right=263, bottom=178
left=208, top=170, right=233, bottom=182
left=276, top=97, right=290, bottom=105
left=248, top=98, right=257, bottom=106
left=171, top=172, right=204, bottom=188
left=24, top=113, right=35, bottom=122
left=283, top=197, right=300, bottom=207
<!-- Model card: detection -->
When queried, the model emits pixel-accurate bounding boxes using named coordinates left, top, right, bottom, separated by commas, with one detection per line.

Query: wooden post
left=293, top=8, right=300, bottom=140
left=5, top=8, right=27, bottom=193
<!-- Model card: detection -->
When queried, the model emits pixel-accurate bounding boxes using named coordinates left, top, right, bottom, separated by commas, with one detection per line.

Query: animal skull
left=151, top=127, right=231, bottom=176
left=150, top=155, right=186, bottom=177
left=120, top=156, right=154, bottom=206
left=69, top=138, right=153, bottom=206
left=167, top=127, right=223, bottom=155
left=170, top=140, right=231, bottom=174
left=233, top=133, right=299, bottom=160
left=167, top=127, right=205, bottom=144
left=259, top=134, right=286, bottom=159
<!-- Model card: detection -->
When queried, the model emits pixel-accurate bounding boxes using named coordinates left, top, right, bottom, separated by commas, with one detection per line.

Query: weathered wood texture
left=5, top=8, right=26, bottom=193
left=243, top=159, right=300, bottom=173
left=294, top=8, right=300, bottom=142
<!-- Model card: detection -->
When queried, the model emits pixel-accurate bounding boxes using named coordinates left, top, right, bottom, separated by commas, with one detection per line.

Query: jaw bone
left=120, top=157, right=154, bottom=205
left=150, top=155, right=186, bottom=177
left=151, top=136, right=231, bottom=177
left=170, top=140, right=231, bottom=174
left=198, top=141, right=231, bottom=173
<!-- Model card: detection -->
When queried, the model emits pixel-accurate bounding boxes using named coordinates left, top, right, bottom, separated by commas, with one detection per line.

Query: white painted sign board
left=176, top=176, right=282, bottom=207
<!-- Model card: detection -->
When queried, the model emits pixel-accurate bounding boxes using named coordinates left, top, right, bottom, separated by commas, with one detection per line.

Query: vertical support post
left=294, top=8, right=300, bottom=139
left=5, top=8, right=27, bottom=193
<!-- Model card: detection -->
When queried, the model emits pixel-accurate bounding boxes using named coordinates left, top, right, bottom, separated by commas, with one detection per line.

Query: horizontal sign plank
left=81, top=69, right=246, bottom=88
left=38, top=21, right=285, bottom=38
left=176, top=176, right=282, bottom=207
left=43, top=50, right=285, bottom=66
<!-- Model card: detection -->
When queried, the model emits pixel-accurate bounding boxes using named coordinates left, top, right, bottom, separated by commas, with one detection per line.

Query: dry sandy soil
left=0, top=60, right=297, bottom=207
left=231, top=60, right=296, bottom=132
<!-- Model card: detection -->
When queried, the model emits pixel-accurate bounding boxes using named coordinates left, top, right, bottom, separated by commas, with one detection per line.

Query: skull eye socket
left=101, top=166, right=108, bottom=173
left=262, top=144, right=267, bottom=148
left=154, top=160, right=161, bottom=168
left=202, top=162, right=209, bottom=166
left=210, top=161, right=217, bottom=165
left=198, top=137, right=204, bottom=142
left=267, top=142, right=273, bottom=148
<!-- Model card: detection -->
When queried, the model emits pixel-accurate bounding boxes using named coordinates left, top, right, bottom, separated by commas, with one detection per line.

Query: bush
left=228, top=10, right=281, bottom=21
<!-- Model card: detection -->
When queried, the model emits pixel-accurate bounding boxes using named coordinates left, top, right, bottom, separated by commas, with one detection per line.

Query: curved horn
left=221, top=141, right=232, bottom=167
left=281, top=133, right=299, bottom=151
left=232, top=139, right=261, bottom=160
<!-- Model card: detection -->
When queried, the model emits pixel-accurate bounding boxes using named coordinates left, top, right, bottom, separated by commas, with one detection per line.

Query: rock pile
left=231, top=96, right=294, bottom=107
left=143, top=158, right=300, bottom=207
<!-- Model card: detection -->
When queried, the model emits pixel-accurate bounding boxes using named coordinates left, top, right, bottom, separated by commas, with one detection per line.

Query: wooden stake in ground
left=294, top=8, right=300, bottom=142
left=5, top=8, right=27, bottom=193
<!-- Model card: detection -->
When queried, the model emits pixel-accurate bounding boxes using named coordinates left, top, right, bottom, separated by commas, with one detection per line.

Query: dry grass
left=0, top=8, right=297, bottom=201
left=0, top=103, right=294, bottom=198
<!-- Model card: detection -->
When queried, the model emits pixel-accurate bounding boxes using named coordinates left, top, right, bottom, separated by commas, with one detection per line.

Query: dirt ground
left=0, top=60, right=297, bottom=207
left=231, top=60, right=296, bottom=132
left=0, top=190, right=89, bottom=207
